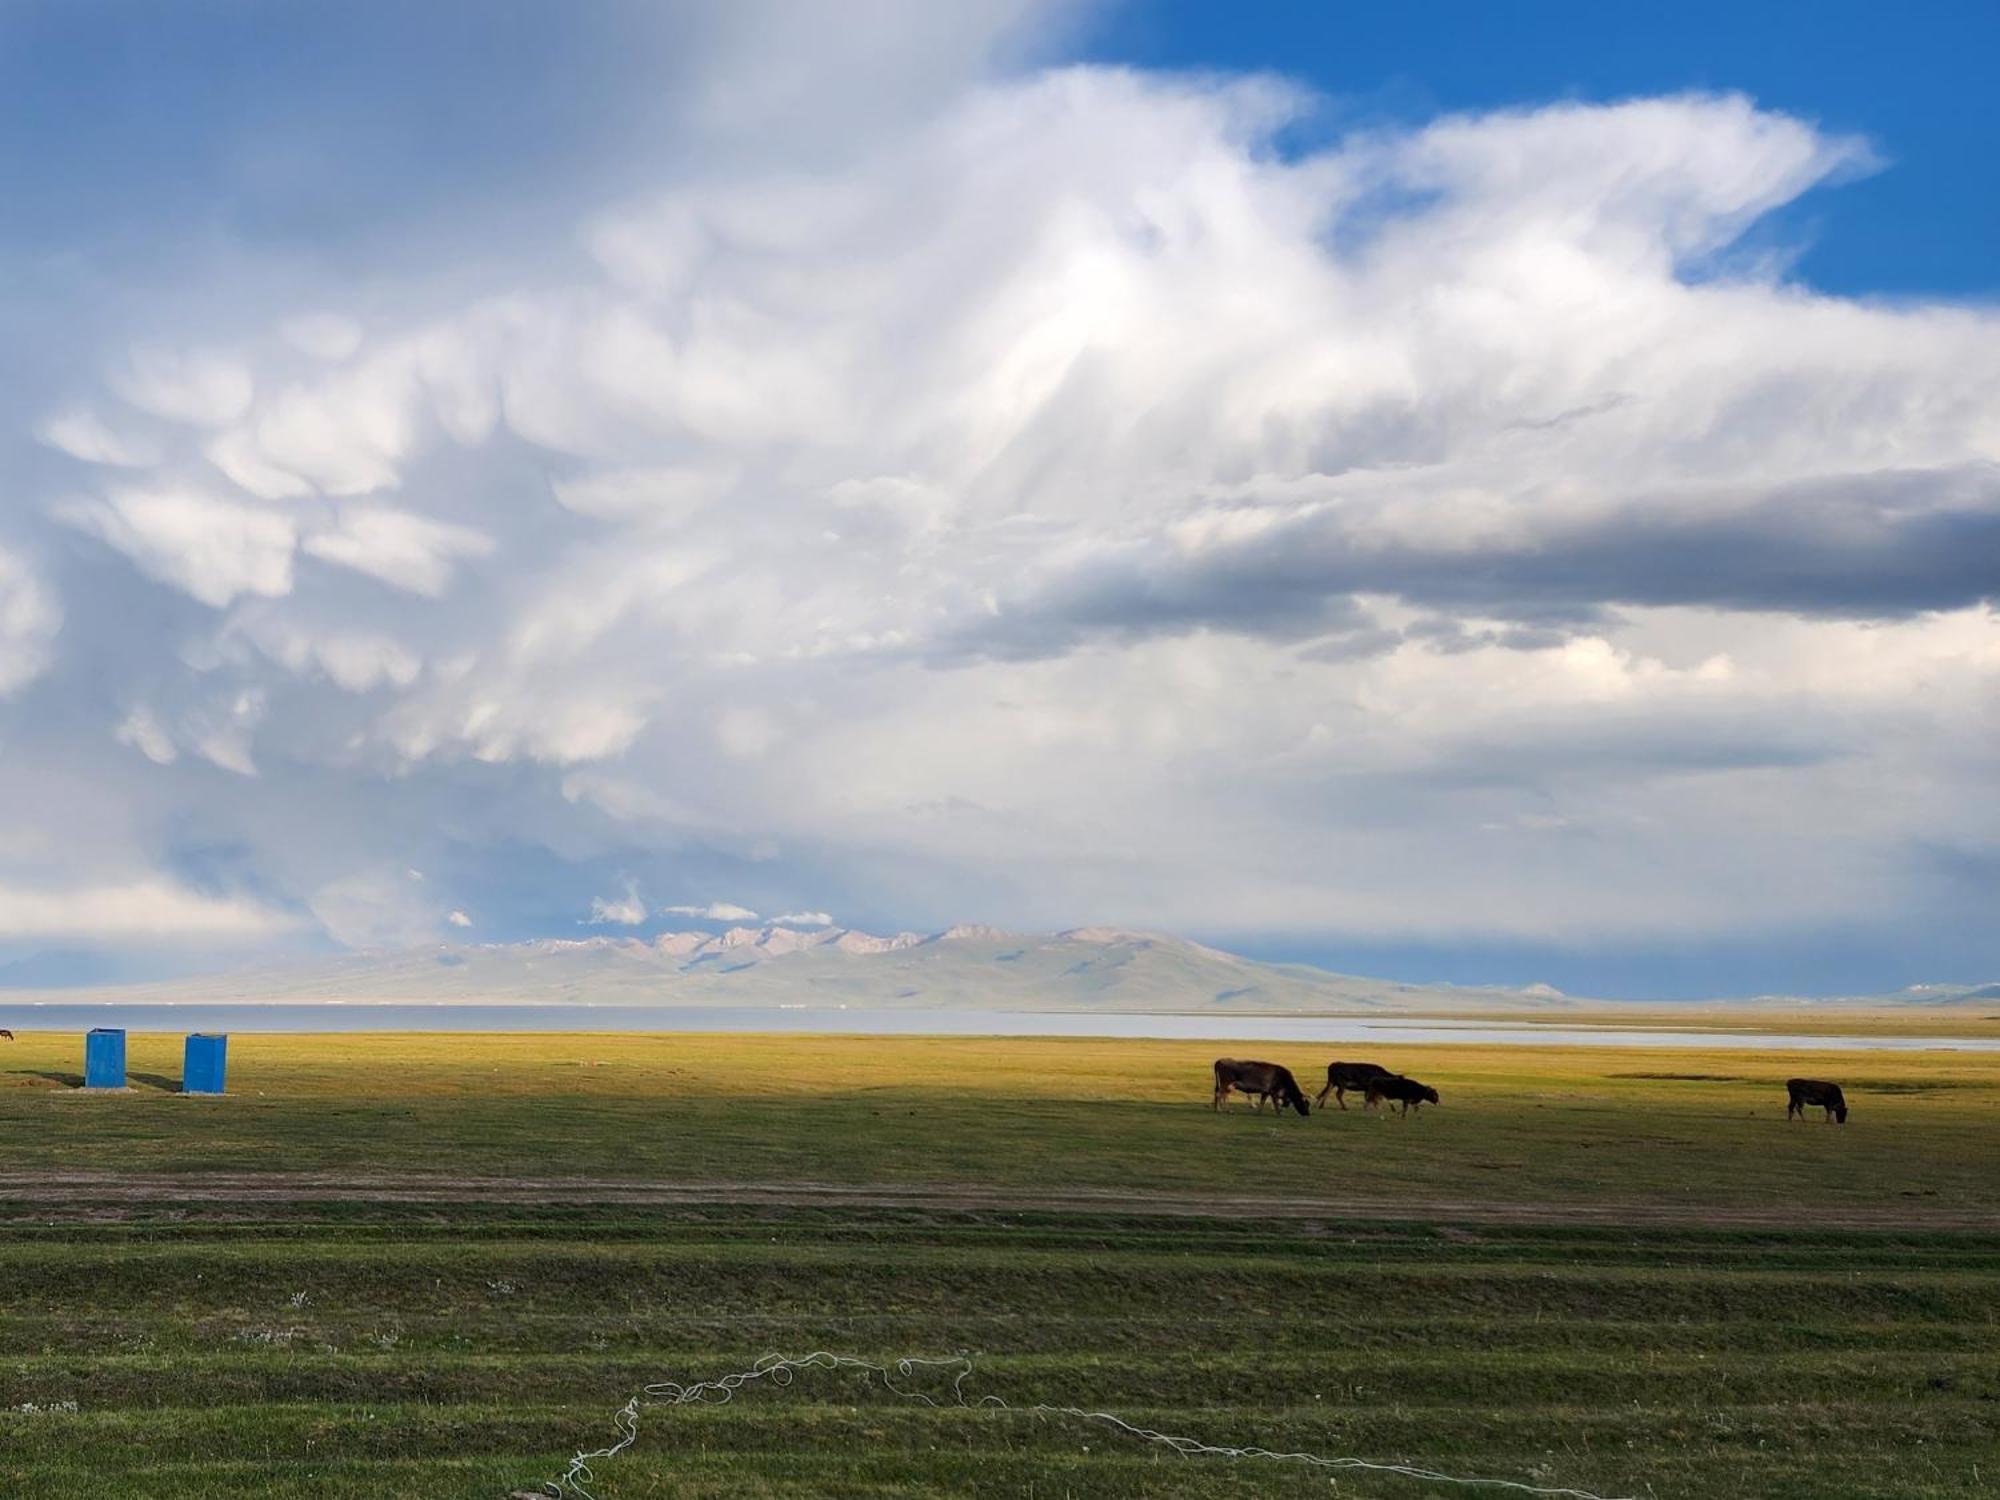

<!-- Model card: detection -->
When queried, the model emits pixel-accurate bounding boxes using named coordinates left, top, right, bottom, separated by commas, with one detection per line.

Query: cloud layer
left=2, top=8, right=1997, bottom=991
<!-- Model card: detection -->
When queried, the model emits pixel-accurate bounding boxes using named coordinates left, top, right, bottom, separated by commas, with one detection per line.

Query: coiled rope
left=524, top=1350, right=1638, bottom=1500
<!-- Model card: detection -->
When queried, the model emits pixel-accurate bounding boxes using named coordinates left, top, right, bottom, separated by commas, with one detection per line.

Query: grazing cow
left=1365, top=1074, right=1440, bottom=1116
left=1315, top=1060, right=1394, bottom=1110
left=1212, top=1059, right=1311, bottom=1117
left=0, top=1028, right=11, bottom=1040
left=1786, top=1078, right=1848, bottom=1124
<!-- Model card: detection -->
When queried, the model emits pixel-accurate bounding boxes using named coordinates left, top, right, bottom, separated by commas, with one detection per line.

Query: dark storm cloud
left=941, top=464, right=2000, bottom=661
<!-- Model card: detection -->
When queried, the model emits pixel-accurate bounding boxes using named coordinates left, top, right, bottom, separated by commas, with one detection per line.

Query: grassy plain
left=2, top=1028, right=1998, bottom=1499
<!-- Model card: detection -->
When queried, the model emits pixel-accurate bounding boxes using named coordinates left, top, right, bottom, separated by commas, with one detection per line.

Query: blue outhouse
left=183, top=1033, right=228, bottom=1095
left=84, top=1028, right=127, bottom=1089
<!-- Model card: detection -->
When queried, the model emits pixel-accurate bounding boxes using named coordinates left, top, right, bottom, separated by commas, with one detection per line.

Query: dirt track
left=2, top=1170, right=1994, bottom=1229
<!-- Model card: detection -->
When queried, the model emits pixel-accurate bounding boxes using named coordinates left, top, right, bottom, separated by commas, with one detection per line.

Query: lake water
left=6, top=1001, right=1998, bottom=1051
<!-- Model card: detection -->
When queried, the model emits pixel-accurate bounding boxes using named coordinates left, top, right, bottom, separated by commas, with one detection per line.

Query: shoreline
left=6, top=1008, right=2000, bottom=1050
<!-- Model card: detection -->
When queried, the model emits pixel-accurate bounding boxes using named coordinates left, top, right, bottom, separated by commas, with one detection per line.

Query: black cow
left=1212, top=1059, right=1311, bottom=1117
left=1366, top=1074, right=1440, bottom=1116
left=0, top=1028, right=12, bottom=1041
left=1786, top=1078, right=1848, bottom=1124
left=1315, top=1060, right=1394, bottom=1111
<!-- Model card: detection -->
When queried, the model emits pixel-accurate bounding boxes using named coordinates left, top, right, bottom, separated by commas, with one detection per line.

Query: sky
left=0, top=0, right=1996, bottom=998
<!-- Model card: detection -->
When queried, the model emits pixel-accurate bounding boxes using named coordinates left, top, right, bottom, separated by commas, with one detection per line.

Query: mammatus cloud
left=56, top=486, right=296, bottom=609
left=0, top=548, right=60, bottom=696
left=37, top=409, right=158, bottom=468
left=111, top=346, right=254, bottom=428
left=5, top=14, right=1999, bottom=984
left=115, top=706, right=178, bottom=765
left=298, top=508, right=495, bottom=598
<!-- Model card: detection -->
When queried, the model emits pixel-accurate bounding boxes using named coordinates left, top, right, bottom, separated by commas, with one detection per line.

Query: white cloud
left=56, top=485, right=296, bottom=608
left=186, top=688, right=266, bottom=777
left=115, top=705, right=178, bottom=765
left=378, top=676, right=648, bottom=767
left=36, top=408, right=158, bottom=468
left=551, top=465, right=738, bottom=524
left=0, top=549, right=59, bottom=697
left=301, top=506, right=495, bottom=596
left=113, top=346, right=254, bottom=427
left=446, top=908, right=473, bottom=927
left=282, top=313, right=365, bottom=362
left=232, top=615, right=422, bottom=693
left=8, top=45, right=2000, bottom=976
left=715, top=706, right=779, bottom=758
left=0, top=879, right=292, bottom=941
left=774, top=910, right=833, bottom=926
left=587, top=886, right=647, bottom=925
left=308, top=870, right=440, bottom=949
left=663, top=901, right=760, bottom=922
left=245, top=353, right=421, bottom=494
left=205, top=428, right=314, bottom=499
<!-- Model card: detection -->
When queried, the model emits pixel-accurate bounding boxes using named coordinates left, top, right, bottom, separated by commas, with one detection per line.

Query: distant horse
left=1315, top=1060, right=1394, bottom=1110
left=1212, top=1059, right=1311, bottom=1117
left=1786, top=1078, right=1847, bottom=1124
left=1366, top=1074, right=1440, bottom=1116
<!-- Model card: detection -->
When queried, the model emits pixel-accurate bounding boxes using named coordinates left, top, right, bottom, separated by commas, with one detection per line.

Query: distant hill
left=15, top=924, right=1581, bottom=1012
left=14, top=924, right=1997, bottom=1012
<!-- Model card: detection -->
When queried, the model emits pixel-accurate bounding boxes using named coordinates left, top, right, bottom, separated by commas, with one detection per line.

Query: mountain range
left=18, top=923, right=2000, bottom=1012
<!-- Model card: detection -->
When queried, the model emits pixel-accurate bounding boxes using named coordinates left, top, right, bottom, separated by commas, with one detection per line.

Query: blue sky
left=7, top=3, right=1991, bottom=294
left=1094, top=0, right=1999, bottom=299
left=0, top=1, right=1997, bottom=999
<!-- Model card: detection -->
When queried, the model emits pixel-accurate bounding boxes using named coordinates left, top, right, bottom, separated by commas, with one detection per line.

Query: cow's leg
left=1212, top=1081, right=1226, bottom=1111
left=1334, top=1085, right=1349, bottom=1111
left=1314, top=1079, right=1334, bottom=1109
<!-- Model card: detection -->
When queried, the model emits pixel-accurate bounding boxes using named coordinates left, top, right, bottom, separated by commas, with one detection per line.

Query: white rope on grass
left=522, top=1351, right=1639, bottom=1500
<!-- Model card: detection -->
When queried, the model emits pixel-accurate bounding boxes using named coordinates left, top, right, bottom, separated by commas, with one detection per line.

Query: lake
left=5, top=1001, right=1998, bottom=1051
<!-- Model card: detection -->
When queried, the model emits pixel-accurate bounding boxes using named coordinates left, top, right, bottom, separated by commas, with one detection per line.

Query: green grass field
left=3, top=1029, right=1998, bottom=1498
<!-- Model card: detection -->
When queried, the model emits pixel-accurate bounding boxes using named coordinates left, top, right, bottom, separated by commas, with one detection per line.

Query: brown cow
left=1315, top=1060, right=1394, bottom=1110
left=1212, top=1059, right=1311, bottom=1117
left=1786, top=1078, right=1848, bottom=1124
left=1365, top=1074, right=1440, bottom=1116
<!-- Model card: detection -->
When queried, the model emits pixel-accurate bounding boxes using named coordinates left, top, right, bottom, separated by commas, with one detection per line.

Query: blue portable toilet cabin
left=183, top=1033, right=228, bottom=1095
left=84, top=1028, right=127, bottom=1089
